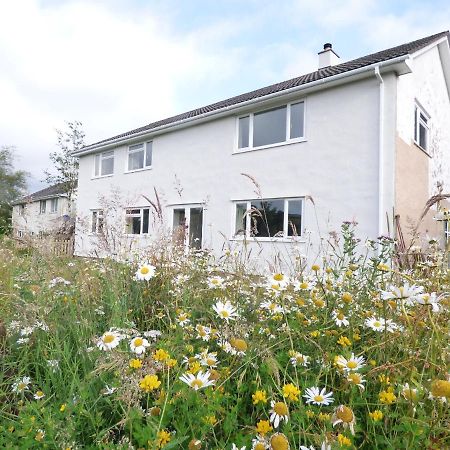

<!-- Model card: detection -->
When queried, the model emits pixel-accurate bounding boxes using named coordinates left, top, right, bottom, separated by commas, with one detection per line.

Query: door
left=172, top=206, right=203, bottom=250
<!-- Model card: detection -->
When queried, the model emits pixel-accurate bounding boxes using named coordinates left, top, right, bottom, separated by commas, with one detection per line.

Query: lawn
left=0, top=224, right=449, bottom=449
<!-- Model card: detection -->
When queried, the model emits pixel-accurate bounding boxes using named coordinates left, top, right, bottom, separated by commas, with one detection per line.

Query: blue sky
left=1, top=0, right=449, bottom=191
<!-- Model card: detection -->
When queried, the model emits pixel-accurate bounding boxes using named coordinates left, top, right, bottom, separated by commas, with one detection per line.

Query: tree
left=44, top=121, right=84, bottom=202
left=0, top=146, right=28, bottom=234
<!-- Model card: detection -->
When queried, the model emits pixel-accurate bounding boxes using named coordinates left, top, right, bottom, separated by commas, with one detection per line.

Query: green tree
left=0, top=146, right=28, bottom=234
left=44, top=121, right=84, bottom=202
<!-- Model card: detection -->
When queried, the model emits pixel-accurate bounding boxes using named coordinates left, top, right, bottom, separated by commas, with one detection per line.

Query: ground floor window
left=125, top=208, right=150, bottom=235
left=172, top=205, right=203, bottom=250
left=234, top=197, right=303, bottom=238
left=91, top=210, right=104, bottom=234
left=445, top=221, right=450, bottom=243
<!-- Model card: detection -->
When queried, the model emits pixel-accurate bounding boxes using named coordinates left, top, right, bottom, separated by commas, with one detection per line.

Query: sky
left=1, top=0, right=449, bottom=193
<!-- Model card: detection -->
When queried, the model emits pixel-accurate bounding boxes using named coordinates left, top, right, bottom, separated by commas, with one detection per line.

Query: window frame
left=445, top=221, right=450, bottom=243
left=232, top=197, right=304, bottom=241
left=126, top=141, right=153, bottom=173
left=93, top=151, right=115, bottom=178
left=413, top=102, right=430, bottom=153
left=91, top=209, right=104, bottom=234
left=124, top=207, right=151, bottom=235
left=235, top=100, right=306, bottom=153
left=170, top=203, right=205, bottom=251
left=39, top=200, right=46, bottom=214
left=50, top=198, right=58, bottom=214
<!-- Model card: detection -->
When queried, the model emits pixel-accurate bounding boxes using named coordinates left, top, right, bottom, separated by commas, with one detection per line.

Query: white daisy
left=12, top=376, right=31, bottom=394
left=34, top=390, right=45, bottom=400
left=381, top=283, right=424, bottom=306
left=267, top=272, right=290, bottom=289
left=336, top=353, right=366, bottom=372
left=347, top=372, right=366, bottom=391
left=332, top=311, right=349, bottom=327
left=135, top=263, right=156, bottom=281
left=179, top=371, right=215, bottom=390
left=196, top=350, right=219, bottom=368
left=290, top=352, right=310, bottom=367
left=207, top=276, right=225, bottom=289
left=260, top=300, right=284, bottom=315
left=212, top=300, right=238, bottom=322
left=293, top=278, right=316, bottom=292
left=251, top=437, right=269, bottom=449
left=332, top=405, right=356, bottom=435
left=130, top=336, right=150, bottom=355
left=176, top=313, right=191, bottom=327
left=364, top=317, right=386, bottom=332
left=143, top=330, right=162, bottom=339
left=97, top=330, right=122, bottom=351
left=196, top=324, right=212, bottom=341
left=417, top=293, right=442, bottom=313
left=269, top=401, right=289, bottom=428
left=303, top=386, right=334, bottom=406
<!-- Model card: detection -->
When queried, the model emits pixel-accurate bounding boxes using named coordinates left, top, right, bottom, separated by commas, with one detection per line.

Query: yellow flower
left=35, top=430, right=45, bottom=442
left=431, top=379, right=450, bottom=399
left=188, top=361, right=202, bottom=375
left=139, top=374, right=161, bottom=392
left=379, top=390, right=396, bottom=404
left=337, top=336, right=352, bottom=347
left=166, top=358, right=178, bottom=368
left=337, top=434, right=352, bottom=447
left=352, top=333, right=361, bottom=341
left=369, top=359, right=376, bottom=366
left=270, top=433, right=290, bottom=450
left=310, top=330, right=320, bottom=338
left=318, top=412, right=331, bottom=422
left=378, top=374, right=390, bottom=384
left=252, top=390, right=268, bottom=405
left=282, top=383, right=301, bottom=402
left=130, top=359, right=143, bottom=369
left=306, top=409, right=315, bottom=418
left=156, top=429, right=171, bottom=448
left=59, top=404, right=66, bottom=412
left=256, top=419, right=273, bottom=436
left=369, top=410, right=383, bottom=421
left=153, top=349, right=170, bottom=362
left=311, top=264, right=320, bottom=271
left=203, top=415, right=217, bottom=426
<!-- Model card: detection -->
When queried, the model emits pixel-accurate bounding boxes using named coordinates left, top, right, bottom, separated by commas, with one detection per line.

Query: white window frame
left=170, top=203, right=205, bottom=251
left=124, top=207, right=151, bottom=235
left=232, top=197, right=304, bottom=241
left=39, top=200, right=46, bottom=214
left=93, top=151, right=115, bottom=178
left=445, top=221, right=450, bottom=243
left=91, top=209, right=104, bottom=234
left=235, top=100, right=306, bottom=153
left=50, top=198, right=58, bottom=213
left=414, top=102, right=430, bottom=153
left=126, top=141, right=153, bottom=173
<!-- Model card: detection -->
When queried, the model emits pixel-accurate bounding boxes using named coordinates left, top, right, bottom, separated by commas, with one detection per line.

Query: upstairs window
left=414, top=103, right=430, bottom=152
left=127, top=142, right=153, bottom=171
left=125, top=208, right=150, bottom=235
left=234, top=198, right=303, bottom=238
left=91, top=210, right=104, bottom=234
left=94, top=151, right=114, bottom=177
left=39, top=200, right=46, bottom=214
left=237, top=101, right=305, bottom=150
left=50, top=198, right=58, bottom=213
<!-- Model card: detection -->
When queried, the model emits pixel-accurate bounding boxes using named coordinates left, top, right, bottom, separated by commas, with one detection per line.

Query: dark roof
left=82, top=31, right=449, bottom=151
left=13, top=183, right=67, bottom=205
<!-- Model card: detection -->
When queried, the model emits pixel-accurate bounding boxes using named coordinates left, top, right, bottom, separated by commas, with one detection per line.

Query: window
left=234, top=198, right=303, bottom=239
left=125, top=208, right=150, bottom=235
left=17, top=230, right=24, bottom=238
left=127, top=142, right=153, bottom=171
left=414, top=103, right=430, bottom=151
left=237, top=101, right=305, bottom=150
left=172, top=205, right=204, bottom=250
left=39, top=200, right=46, bottom=214
left=50, top=198, right=58, bottom=213
left=91, top=210, right=104, bottom=234
left=94, top=151, right=114, bottom=177
left=445, top=221, right=450, bottom=243
left=18, top=205, right=25, bottom=216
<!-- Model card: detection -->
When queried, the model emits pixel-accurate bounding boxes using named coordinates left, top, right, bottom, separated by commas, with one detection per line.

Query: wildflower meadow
left=0, top=224, right=449, bottom=449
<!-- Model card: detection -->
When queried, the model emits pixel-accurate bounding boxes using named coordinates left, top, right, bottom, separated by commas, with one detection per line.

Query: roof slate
left=82, top=31, right=449, bottom=151
left=13, top=183, right=68, bottom=205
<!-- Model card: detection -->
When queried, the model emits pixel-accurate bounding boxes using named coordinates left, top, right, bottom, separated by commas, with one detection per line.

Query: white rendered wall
left=75, top=76, right=382, bottom=269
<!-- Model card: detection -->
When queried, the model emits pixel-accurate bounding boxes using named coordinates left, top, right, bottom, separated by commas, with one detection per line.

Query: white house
left=73, top=31, right=450, bottom=265
left=12, top=183, right=74, bottom=238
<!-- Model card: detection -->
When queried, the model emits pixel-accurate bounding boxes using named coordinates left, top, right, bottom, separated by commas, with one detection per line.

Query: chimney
left=318, top=43, right=340, bottom=69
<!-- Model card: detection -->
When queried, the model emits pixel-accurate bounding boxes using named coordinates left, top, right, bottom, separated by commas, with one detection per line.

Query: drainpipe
left=374, top=65, right=384, bottom=239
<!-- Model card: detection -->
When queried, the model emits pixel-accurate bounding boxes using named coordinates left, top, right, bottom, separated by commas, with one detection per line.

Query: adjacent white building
left=12, top=184, right=74, bottom=238
left=73, top=32, right=450, bottom=265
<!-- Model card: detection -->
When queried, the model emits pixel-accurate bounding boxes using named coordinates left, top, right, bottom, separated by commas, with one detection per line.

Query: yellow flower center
left=403, top=387, right=418, bottom=401
left=134, top=338, right=143, bottom=347
left=336, top=405, right=354, bottom=423
left=254, top=444, right=266, bottom=450
left=273, top=273, right=284, bottom=281
left=348, top=373, right=361, bottom=384
left=35, top=391, right=44, bottom=398
left=314, top=395, right=324, bottom=403
left=273, top=402, right=288, bottom=416
left=230, top=338, right=248, bottom=352
left=314, top=299, right=325, bottom=308
left=18, top=383, right=26, bottom=391
left=206, top=358, right=215, bottom=366
left=140, top=267, right=150, bottom=274
left=103, top=334, right=115, bottom=344
left=211, top=279, right=219, bottom=284
left=347, top=361, right=358, bottom=369
left=337, top=313, right=345, bottom=320
left=300, top=282, right=308, bottom=289
left=191, top=379, right=204, bottom=389
left=221, top=310, right=230, bottom=318
left=373, top=321, right=382, bottom=327
left=270, top=433, right=289, bottom=450
left=431, top=380, right=450, bottom=398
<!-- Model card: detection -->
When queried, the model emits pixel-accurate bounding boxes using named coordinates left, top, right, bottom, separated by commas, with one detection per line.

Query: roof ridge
left=80, top=30, right=449, bottom=151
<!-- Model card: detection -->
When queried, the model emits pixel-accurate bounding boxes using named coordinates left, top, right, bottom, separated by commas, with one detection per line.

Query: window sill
left=229, top=236, right=306, bottom=243
left=125, top=166, right=153, bottom=174
left=91, top=174, right=114, bottom=180
left=233, top=138, right=307, bottom=155
left=413, top=141, right=431, bottom=158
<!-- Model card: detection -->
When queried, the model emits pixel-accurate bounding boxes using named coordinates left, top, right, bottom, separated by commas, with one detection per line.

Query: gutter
left=74, top=55, right=411, bottom=157
left=374, top=65, right=385, bottom=238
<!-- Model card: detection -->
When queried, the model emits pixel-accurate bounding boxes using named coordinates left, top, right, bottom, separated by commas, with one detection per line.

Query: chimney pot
left=324, top=43, right=332, bottom=50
